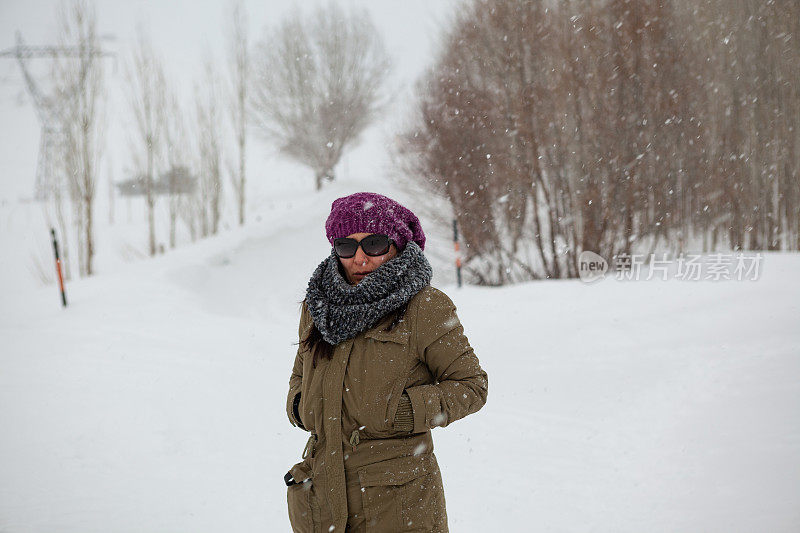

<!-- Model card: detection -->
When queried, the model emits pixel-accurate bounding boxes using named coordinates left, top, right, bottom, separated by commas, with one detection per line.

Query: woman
left=285, top=192, right=488, bottom=532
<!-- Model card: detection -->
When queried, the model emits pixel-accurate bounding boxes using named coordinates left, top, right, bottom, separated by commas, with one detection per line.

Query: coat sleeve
left=286, top=300, right=310, bottom=430
left=405, top=288, right=489, bottom=433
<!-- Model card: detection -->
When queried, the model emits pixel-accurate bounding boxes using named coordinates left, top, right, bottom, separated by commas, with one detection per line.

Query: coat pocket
left=357, top=453, right=447, bottom=532
left=287, top=462, right=315, bottom=533
left=360, top=329, right=411, bottom=437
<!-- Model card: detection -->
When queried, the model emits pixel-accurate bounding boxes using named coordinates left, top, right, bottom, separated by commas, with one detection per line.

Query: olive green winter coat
left=285, top=285, right=488, bottom=532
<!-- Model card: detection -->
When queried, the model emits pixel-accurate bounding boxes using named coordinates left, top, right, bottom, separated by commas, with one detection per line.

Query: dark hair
left=295, top=299, right=409, bottom=369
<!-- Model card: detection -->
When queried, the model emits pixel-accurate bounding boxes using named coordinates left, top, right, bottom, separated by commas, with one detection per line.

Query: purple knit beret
left=325, top=192, right=426, bottom=251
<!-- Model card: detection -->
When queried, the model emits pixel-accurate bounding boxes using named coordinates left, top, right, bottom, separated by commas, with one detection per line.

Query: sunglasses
left=333, top=234, right=396, bottom=258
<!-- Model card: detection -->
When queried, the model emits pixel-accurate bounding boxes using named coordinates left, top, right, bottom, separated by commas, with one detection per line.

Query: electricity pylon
left=0, top=31, right=114, bottom=200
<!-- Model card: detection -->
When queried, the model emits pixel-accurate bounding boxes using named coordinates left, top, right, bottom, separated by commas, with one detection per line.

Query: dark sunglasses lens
left=362, top=234, right=390, bottom=255
left=334, top=238, right=357, bottom=258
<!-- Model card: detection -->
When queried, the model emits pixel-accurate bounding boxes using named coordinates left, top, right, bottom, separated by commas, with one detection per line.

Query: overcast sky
left=0, top=0, right=456, bottom=202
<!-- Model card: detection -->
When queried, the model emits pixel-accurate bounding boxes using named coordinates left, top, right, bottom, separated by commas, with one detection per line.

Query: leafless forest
left=29, top=0, right=800, bottom=286
left=396, top=0, right=800, bottom=284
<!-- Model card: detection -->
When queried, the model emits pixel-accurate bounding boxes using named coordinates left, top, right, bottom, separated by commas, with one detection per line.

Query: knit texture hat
left=325, top=192, right=426, bottom=251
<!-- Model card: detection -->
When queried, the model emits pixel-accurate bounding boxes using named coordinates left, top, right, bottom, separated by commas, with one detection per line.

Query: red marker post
left=50, top=228, right=67, bottom=307
left=452, top=219, right=462, bottom=288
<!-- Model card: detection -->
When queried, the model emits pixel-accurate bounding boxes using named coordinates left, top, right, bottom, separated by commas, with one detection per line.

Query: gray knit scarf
left=305, top=241, right=433, bottom=345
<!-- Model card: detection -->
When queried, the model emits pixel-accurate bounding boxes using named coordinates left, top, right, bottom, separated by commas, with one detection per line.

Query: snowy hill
left=1, top=178, right=799, bottom=532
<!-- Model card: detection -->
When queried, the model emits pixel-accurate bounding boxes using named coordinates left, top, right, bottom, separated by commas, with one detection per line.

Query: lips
left=355, top=271, right=371, bottom=275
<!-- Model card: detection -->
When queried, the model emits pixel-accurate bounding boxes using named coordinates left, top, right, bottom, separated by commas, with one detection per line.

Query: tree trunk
left=147, top=134, right=156, bottom=256
left=85, top=195, right=93, bottom=276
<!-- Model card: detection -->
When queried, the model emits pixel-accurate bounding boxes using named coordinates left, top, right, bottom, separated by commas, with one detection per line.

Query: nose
left=353, top=245, right=369, bottom=264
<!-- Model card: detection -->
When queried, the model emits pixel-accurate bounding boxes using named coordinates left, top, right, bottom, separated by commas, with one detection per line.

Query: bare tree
left=161, top=82, right=191, bottom=248
left=106, top=158, right=114, bottom=225
left=226, top=0, right=248, bottom=225
left=196, top=58, right=223, bottom=236
left=250, top=3, right=391, bottom=190
left=43, top=131, right=73, bottom=281
left=126, top=25, right=166, bottom=256
left=52, top=0, right=105, bottom=276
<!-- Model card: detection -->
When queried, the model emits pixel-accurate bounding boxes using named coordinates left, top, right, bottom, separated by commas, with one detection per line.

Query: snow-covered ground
left=1, top=178, right=799, bottom=532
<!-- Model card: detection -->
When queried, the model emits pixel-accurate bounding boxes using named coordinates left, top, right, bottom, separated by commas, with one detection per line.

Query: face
left=338, top=232, right=398, bottom=285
